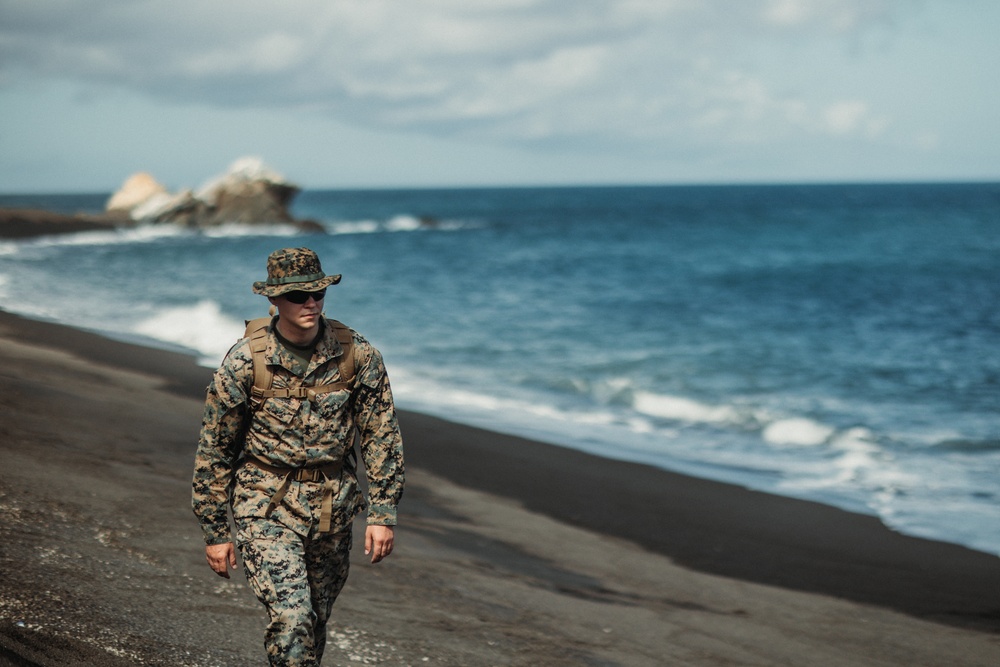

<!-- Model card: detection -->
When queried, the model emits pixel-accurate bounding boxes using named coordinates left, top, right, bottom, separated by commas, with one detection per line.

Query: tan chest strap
left=246, top=317, right=356, bottom=405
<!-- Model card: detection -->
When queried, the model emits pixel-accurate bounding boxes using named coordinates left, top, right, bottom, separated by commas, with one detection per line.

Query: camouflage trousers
left=236, top=518, right=352, bottom=667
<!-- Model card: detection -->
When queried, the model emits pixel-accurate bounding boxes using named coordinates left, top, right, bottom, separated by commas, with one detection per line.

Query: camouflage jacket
left=192, top=317, right=404, bottom=545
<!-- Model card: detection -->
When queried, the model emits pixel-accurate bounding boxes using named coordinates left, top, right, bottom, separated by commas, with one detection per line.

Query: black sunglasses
left=284, top=289, right=327, bottom=304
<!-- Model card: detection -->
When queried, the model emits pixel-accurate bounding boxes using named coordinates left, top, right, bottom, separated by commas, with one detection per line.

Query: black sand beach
left=1, top=307, right=999, bottom=666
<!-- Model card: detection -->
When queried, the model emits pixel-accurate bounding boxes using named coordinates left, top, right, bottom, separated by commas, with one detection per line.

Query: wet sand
left=0, top=309, right=998, bottom=666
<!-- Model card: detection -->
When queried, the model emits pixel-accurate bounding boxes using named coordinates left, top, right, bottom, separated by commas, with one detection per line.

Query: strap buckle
left=293, top=468, right=325, bottom=483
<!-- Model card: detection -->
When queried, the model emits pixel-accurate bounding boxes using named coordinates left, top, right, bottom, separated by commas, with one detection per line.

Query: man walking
left=192, top=247, right=405, bottom=666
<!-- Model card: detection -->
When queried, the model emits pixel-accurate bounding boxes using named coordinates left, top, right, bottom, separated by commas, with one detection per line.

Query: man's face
left=271, top=289, right=326, bottom=335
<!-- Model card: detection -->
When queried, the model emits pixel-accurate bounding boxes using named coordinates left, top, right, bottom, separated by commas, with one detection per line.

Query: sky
left=1, top=0, right=998, bottom=193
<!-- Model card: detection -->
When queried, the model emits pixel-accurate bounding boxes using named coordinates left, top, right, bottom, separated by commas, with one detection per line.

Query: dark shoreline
left=4, top=308, right=999, bottom=635
left=407, top=409, right=1000, bottom=630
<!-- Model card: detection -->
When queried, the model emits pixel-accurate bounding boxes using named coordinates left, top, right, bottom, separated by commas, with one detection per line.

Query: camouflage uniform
left=192, top=248, right=404, bottom=667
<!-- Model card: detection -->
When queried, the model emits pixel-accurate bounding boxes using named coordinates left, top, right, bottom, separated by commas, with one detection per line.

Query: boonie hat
left=252, top=247, right=342, bottom=297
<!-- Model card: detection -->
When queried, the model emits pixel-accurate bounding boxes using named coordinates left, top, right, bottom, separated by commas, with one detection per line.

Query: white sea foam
left=829, top=428, right=880, bottom=482
left=391, top=369, right=626, bottom=438
left=14, top=223, right=190, bottom=248
left=200, top=223, right=304, bottom=238
left=775, top=428, right=881, bottom=493
left=632, top=390, right=740, bottom=425
left=131, top=300, right=244, bottom=366
left=762, top=418, right=836, bottom=446
left=385, top=215, right=424, bottom=232
left=388, top=369, right=487, bottom=412
left=323, top=216, right=473, bottom=236
left=327, top=220, right=381, bottom=235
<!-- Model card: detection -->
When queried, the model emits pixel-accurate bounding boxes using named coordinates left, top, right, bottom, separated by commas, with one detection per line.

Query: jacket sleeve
left=191, top=355, right=250, bottom=545
left=353, top=345, right=405, bottom=526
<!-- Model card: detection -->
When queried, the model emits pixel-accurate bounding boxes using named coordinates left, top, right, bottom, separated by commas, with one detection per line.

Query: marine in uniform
left=192, top=247, right=404, bottom=667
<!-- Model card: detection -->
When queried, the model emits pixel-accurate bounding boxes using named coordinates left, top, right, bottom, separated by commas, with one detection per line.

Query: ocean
left=2, top=183, right=998, bottom=556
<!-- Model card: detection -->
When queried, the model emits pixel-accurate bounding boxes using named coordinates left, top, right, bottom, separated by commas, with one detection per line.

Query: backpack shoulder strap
left=244, top=316, right=273, bottom=406
left=326, top=319, right=357, bottom=387
left=325, top=319, right=362, bottom=472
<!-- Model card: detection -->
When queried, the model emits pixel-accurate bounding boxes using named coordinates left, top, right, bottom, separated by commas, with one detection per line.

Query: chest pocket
left=312, top=387, right=352, bottom=420
left=253, top=394, right=300, bottom=441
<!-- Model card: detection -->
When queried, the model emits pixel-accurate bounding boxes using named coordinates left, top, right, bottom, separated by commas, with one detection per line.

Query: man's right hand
left=205, top=542, right=238, bottom=578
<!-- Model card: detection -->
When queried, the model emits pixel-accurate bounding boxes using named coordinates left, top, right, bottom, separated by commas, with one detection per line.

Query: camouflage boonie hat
left=252, top=247, right=342, bottom=297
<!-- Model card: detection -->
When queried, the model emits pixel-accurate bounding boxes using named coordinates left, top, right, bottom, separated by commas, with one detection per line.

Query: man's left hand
left=365, top=525, right=395, bottom=564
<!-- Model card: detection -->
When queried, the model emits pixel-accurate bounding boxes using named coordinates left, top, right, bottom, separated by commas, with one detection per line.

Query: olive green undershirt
left=273, top=322, right=323, bottom=376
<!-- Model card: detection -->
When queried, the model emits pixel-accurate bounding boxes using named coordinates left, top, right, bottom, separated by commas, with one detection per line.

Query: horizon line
left=2, top=177, right=999, bottom=198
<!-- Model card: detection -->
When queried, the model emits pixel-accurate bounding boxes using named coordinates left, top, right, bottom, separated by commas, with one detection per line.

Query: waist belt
left=243, top=457, right=345, bottom=533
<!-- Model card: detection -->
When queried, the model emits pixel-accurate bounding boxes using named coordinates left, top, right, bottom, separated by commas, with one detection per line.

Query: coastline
left=1, top=308, right=999, bottom=666
left=0, top=207, right=122, bottom=239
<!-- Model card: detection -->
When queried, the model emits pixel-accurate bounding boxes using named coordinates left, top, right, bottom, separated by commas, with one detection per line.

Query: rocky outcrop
left=0, top=208, right=119, bottom=239
left=106, top=172, right=168, bottom=214
left=104, top=158, right=322, bottom=231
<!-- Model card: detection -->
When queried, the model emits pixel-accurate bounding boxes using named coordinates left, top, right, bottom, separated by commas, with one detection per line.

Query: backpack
left=243, top=315, right=358, bottom=409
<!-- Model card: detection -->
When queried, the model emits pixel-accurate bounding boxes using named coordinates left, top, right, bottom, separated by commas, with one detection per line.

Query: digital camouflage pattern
left=191, top=315, right=405, bottom=544
left=195, top=246, right=403, bottom=667
left=252, top=247, right=342, bottom=297
left=236, top=518, right=352, bottom=667
left=193, top=316, right=403, bottom=665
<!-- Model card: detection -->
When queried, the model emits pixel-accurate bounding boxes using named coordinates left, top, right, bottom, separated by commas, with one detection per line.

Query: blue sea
left=2, top=183, right=998, bottom=556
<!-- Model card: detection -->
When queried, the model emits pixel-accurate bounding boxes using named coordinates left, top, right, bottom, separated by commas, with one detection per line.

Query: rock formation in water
left=105, top=158, right=322, bottom=232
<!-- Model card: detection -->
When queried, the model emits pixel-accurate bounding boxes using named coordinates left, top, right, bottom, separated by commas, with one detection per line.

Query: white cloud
left=0, top=0, right=916, bottom=153
left=761, top=0, right=896, bottom=31
left=823, top=100, right=869, bottom=135
left=179, top=32, right=307, bottom=77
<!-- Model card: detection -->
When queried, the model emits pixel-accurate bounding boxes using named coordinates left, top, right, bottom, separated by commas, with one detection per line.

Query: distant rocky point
left=0, top=208, right=120, bottom=239
left=0, top=158, right=323, bottom=239
left=106, top=157, right=323, bottom=232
